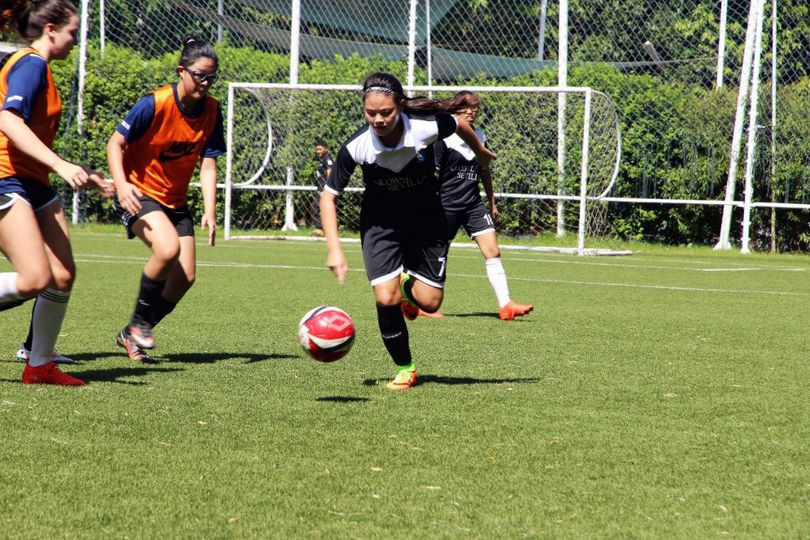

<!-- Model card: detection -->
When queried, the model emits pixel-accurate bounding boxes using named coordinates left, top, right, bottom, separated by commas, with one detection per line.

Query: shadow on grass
left=445, top=312, right=501, bottom=319
left=58, top=351, right=116, bottom=362
left=315, top=396, right=370, bottom=403
left=162, top=352, right=298, bottom=364
left=0, top=351, right=115, bottom=364
left=448, top=312, right=534, bottom=321
left=79, top=365, right=184, bottom=385
left=0, top=365, right=183, bottom=385
left=362, top=375, right=540, bottom=387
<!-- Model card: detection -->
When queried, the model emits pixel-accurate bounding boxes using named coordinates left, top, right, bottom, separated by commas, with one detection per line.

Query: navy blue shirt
left=2, top=55, right=47, bottom=121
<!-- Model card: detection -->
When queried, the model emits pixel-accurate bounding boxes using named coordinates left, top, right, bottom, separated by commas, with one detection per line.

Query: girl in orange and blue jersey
left=0, top=0, right=109, bottom=386
left=107, top=35, right=225, bottom=362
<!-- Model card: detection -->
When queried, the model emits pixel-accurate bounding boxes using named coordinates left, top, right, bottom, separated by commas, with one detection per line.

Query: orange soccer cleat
left=418, top=309, right=444, bottom=319
left=498, top=300, right=534, bottom=321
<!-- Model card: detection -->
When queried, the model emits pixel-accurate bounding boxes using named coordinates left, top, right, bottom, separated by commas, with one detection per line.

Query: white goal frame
left=223, top=83, right=624, bottom=255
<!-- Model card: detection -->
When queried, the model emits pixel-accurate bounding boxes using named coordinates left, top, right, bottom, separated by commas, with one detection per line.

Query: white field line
left=71, top=255, right=810, bottom=298
left=697, top=268, right=759, bottom=272
left=69, top=232, right=808, bottom=273
left=72, top=247, right=807, bottom=272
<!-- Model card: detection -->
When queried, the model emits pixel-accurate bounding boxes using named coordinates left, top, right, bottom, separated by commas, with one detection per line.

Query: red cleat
left=22, top=362, right=85, bottom=386
left=498, top=300, right=534, bottom=321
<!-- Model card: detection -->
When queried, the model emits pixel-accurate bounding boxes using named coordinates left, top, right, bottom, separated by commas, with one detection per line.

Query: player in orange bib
left=107, top=35, right=225, bottom=362
left=0, top=0, right=109, bottom=386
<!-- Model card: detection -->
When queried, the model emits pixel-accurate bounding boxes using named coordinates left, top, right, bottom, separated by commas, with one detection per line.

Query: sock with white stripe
left=376, top=304, right=411, bottom=367
left=28, top=288, right=70, bottom=367
left=485, top=257, right=511, bottom=308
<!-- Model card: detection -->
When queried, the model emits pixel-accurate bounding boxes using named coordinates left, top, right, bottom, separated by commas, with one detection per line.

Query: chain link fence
left=7, top=0, right=807, bottom=250
left=223, top=84, right=620, bottom=251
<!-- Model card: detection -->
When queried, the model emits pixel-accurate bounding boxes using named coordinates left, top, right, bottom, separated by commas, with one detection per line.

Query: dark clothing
left=316, top=153, right=333, bottom=189
left=0, top=176, right=59, bottom=211
left=434, top=129, right=487, bottom=214
left=435, top=129, right=497, bottom=240
left=310, top=152, right=333, bottom=228
left=115, top=194, right=194, bottom=239
left=445, top=201, right=495, bottom=239
left=327, top=113, right=456, bottom=286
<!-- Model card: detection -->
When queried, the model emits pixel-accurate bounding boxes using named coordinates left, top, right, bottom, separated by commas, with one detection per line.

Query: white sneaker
left=16, top=343, right=74, bottom=364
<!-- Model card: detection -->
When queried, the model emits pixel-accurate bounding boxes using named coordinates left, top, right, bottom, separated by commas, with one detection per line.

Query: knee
left=420, top=296, right=443, bottom=313
left=153, top=242, right=181, bottom=267
left=374, top=288, right=401, bottom=307
left=16, top=268, right=51, bottom=297
left=50, top=263, right=76, bottom=292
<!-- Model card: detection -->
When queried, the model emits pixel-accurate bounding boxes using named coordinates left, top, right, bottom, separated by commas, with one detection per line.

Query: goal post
left=223, top=83, right=623, bottom=255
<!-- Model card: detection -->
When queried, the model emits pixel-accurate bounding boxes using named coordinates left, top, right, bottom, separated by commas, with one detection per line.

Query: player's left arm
left=199, top=157, right=217, bottom=247
left=480, top=158, right=498, bottom=222
left=199, top=104, right=225, bottom=247
left=454, top=116, right=497, bottom=166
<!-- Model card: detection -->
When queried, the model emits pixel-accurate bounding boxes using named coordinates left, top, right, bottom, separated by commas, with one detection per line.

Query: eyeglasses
left=185, top=68, right=219, bottom=84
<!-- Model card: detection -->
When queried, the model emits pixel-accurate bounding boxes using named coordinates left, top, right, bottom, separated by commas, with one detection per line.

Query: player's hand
left=475, top=147, right=498, bottom=168
left=84, top=167, right=114, bottom=198
left=201, top=213, right=217, bottom=247
left=327, top=248, right=348, bottom=285
left=116, top=182, right=143, bottom=215
left=54, top=160, right=89, bottom=190
left=490, top=204, right=499, bottom=222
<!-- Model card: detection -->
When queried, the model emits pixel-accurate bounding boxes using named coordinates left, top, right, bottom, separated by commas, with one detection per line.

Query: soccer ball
left=298, top=306, right=356, bottom=362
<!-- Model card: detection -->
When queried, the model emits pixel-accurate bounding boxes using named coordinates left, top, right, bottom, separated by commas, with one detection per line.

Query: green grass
left=1, top=227, right=809, bottom=538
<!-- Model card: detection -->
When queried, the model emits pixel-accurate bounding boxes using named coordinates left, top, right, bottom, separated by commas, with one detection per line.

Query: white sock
left=28, top=288, right=70, bottom=367
left=485, top=257, right=510, bottom=308
left=0, top=272, right=22, bottom=303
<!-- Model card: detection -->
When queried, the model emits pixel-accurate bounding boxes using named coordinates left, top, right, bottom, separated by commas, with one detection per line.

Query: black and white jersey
left=315, top=153, right=332, bottom=189
left=325, top=113, right=457, bottom=210
left=434, top=129, right=486, bottom=213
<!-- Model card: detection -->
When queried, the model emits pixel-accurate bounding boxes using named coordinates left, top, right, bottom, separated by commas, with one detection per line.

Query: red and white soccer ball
left=298, top=306, right=356, bottom=362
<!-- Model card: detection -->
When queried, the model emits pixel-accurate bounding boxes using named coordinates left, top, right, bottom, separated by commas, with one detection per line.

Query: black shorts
left=0, top=177, right=60, bottom=212
left=115, top=194, right=194, bottom=239
left=446, top=201, right=496, bottom=240
left=360, top=209, right=449, bottom=288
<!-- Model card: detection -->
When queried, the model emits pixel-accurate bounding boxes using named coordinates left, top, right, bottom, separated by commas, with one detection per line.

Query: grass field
left=1, top=227, right=809, bottom=538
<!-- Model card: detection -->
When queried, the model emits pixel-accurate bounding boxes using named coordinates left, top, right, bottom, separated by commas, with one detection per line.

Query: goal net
left=224, top=83, right=623, bottom=255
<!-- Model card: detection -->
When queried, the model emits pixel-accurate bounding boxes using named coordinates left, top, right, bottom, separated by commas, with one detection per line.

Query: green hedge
left=50, top=42, right=810, bottom=249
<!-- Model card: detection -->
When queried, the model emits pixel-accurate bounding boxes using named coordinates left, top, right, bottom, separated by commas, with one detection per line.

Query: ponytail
left=362, top=71, right=471, bottom=117
left=179, top=34, right=218, bottom=68
left=0, top=0, right=76, bottom=42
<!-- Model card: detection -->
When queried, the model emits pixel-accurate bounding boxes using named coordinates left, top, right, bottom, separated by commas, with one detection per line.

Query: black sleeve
left=433, top=140, right=447, bottom=171
left=325, top=145, right=357, bottom=195
left=436, top=113, right=457, bottom=140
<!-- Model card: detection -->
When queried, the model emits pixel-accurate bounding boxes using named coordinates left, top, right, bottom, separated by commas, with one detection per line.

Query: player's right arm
left=320, top=190, right=347, bottom=284
left=107, top=95, right=154, bottom=215
left=320, top=144, right=356, bottom=284
left=0, top=110, right=87, bottom=188
left=107, top=131, right=142, bottom=215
